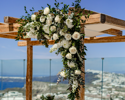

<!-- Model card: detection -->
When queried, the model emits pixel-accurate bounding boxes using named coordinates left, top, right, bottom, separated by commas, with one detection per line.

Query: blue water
left=0, top=82, right=25, bottom=90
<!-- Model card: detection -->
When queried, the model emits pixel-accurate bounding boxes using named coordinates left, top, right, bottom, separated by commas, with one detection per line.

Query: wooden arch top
left=1, top=9, right=125, bottom=45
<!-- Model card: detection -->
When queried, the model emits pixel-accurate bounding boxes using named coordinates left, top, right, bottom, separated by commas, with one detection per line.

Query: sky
left=0, top=0, right=125, bottom=59
left=0, top=0, right=125, bottom=75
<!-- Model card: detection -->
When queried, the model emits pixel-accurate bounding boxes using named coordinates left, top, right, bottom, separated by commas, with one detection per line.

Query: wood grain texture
left=101, top=28, right=122, bottom=36
left=0, top=31, right=28, bottom=40
left=26, top=39, right=33, bottom=100
left=0, top=31, right=18, bottom=36
left=85, top=38, right=125, bottom=43
left=86, top=35, right=125, bottom=40
left=0, top=23, right=20, bottom=32
left=18, top=35, right=125, bottom=46
left=4, top=16, right=19, bottom=23
left=81, top=14, right=101, bottom=24
left=18, top=40, right=55, bottom=46
left=105, top=15, right=125, bottom=28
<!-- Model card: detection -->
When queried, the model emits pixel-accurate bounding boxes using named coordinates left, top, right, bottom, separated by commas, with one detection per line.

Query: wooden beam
left=81, top=13, right=125, bottom=29
left=105, top=15, right=125, bottom=29
left=76, top=27, right=85, bottom=100
left=0, top=31, right=18, bottom=36
left=0, top=23, right=20, bottom=32
left=4, top=16, right=19, bottom=23
left=18, top=40, right=55, bottom=46
left=0, top=23, right=6, bottom=25
left=101, top=29, right=122, bottom=36
left=0, top=24, right=12, bottom=32
left=0, top=32, right=28, bottom=40
left=85, top=35, right=125, bottom=40
left=18, top=35, right=125, bottom=46
left=85, top=38, right=125, bottom=43
left=26, top=39, right=33, bottom=100
left=81, top=14, right=101, bottom=24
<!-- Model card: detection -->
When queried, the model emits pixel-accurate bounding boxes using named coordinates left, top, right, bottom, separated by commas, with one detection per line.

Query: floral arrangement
left=17, top=0, right=90, bottom=99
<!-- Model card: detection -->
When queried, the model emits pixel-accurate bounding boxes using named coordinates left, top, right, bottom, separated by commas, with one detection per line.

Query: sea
left=0, top=82, right=25, bottom=90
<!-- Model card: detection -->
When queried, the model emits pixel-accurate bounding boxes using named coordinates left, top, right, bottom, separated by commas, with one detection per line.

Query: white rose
left=66, top=19, right=73, bottom=25
left=46, top=20, right=52, bottom=26
left=73, top=80, right=78, bottom=86
left=52, top=44, right=58, bottom=49
left=72, top=80, right=78, bottom=93
left=67, top=24, right=74, bottom=29
left=43, top=25, right=50, bottom=34
left=65, top=34, right=71, bottom=40
left=27, top=31, right=37, bottom=39
left=75, top=70, right=81, bottom=75
left=72, top=84, right=77, bottom=93
left=50, top=44, right=58, bottom=53
left=55, top=15, right=61, bottom=23
left=72, top=32, right=81, bottom=40
left=50, top=26, right=56, bottom=32
left=44, top=7, right=50, bottom=15
left=67, top=61, right=75, bottom=68
left=40, top=16, right=45, bottom=22
left=53, top=33, right=59, bottom=40
left=30, top=28, right=35, bottom=33
left=69, top=46, right=77, bottom=54
left=60, top=71, right=67, bottom=77
left=60, top=30, right=65, bottom=36
left=24, top=23, right=30, bottom=29
left=66, top=19, right=74, bottom=28
left=27, top=32, right=32, bottom=38
left=44, top=34, right=50, bottom=39
left=61, top=40, right=71, bottom=49
left=47, top=14, right=53, bottom=21
left=66, top=53, right=72, bottom=59
left=31, top=14, right=36, bottom=21
left=57, top=42, right=62, bottom=48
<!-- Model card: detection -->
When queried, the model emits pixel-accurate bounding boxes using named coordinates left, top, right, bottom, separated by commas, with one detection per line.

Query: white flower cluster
left=72, top=80, right=78, bottom=93
left=23, top=22, right=39, bottom=39
left=23, top=7, right=83, bottom=94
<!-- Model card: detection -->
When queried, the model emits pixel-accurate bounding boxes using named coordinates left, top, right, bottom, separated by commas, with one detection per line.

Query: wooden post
left=26, top=39, right=33, bottom=100
left=76, top=24, right=85, bottom=100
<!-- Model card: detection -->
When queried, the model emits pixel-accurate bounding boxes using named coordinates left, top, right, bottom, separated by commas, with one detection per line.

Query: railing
left=0, top=57, right=125, bottom=100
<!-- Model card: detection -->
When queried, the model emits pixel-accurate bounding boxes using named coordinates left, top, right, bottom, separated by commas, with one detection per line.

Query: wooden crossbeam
left=85, top=38, right=125, bottom=43
left=0, top=23, right=6, bottom=25
left=81, top=14, right=125, bottom=29
left=0, top=23, right=20, bottom=32
left=0, top=34, right=27, bottom=40
left=0, top=32, right=28, bottom=40
left=86, top=36, right=125, bottom=40
left=4, top=16, right=19, bottom=23
left=101, top=28, right=122, bottom=36
left=18, top=40, right=55, bottom=46
left=18, top=36, right=125, bottom=46
left=0, top=31, right=18, bottom=36
left=0, top=24, right=12, bottom=32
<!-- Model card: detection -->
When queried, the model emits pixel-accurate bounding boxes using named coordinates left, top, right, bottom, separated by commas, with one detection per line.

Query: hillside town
left=0, top=70, right=125, bottom=100
left=33, top=70, right=125, bottom=100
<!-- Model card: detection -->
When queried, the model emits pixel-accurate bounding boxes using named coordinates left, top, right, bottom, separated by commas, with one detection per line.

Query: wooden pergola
left=0, top=10, right=125, bottom=100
